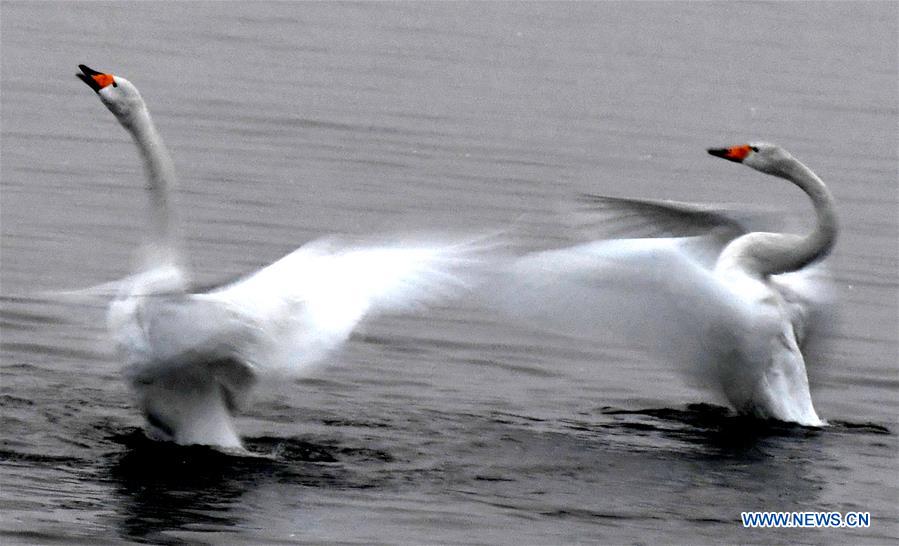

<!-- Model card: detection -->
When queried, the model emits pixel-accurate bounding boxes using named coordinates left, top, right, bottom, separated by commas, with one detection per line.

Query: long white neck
left=716, top=159, right=837, bottom=277
left=119, top=105, right=179, bottom=262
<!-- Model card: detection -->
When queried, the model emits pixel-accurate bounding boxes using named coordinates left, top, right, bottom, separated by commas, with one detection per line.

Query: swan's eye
left=749, top=146, right=759, bottom=153
left=112, top=81, right=118, bottom=88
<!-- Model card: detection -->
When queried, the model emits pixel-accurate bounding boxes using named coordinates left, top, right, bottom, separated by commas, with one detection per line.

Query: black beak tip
left=76, top=64, right=102, bottom=93
left=707, top=147, right=740, bottom=162
left=78, top=64, right=101, bottom=76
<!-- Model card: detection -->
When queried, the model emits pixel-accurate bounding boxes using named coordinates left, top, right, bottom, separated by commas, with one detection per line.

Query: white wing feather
left=486, top=237, right=745, bottom=364
left=197, top=236, right=485, bottom=374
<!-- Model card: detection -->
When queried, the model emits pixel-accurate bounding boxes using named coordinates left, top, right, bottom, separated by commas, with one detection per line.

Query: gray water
left=1, top=1, right=897, bottom=544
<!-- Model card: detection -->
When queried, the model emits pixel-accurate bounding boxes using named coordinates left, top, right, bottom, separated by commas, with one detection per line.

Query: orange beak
left=707, top=145, right=752, bottom=163
left=77, top=64, right=115, bottom=93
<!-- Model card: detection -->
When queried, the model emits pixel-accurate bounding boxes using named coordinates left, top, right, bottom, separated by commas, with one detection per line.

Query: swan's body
left=491, top=143, right=836, bottom=426
left=78, top=65, right=482, bottom=448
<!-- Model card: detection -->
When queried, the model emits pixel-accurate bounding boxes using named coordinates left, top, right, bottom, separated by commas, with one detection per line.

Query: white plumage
left=77, top=64, right=485, bottom=448
left=488, top=143, right=837, bottom=426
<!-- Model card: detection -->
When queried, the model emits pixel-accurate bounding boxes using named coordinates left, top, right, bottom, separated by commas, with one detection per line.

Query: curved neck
left=120, top=106, right=179, bottom=262
left=716, top=159, right=837, bottom=277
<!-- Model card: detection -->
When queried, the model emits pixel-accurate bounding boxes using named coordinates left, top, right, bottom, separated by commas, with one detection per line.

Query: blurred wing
left=567, top=195, right=786, bottom=267
left=484, top=237, right=744, bottom=362
left=771, top=263, right=838, bottom=376
left=573, top=195, right=750, bottom=237
left=43, top=264, right=188, bottom=303
left=203, top=236, right=488, bottom=374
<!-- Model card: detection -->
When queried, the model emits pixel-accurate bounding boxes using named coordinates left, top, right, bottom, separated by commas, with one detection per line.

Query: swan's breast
left=713, top=272, right=788, bottom=348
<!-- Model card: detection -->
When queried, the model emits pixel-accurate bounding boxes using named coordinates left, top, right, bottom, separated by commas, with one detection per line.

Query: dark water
left=2, top=2, right=897, bottom=544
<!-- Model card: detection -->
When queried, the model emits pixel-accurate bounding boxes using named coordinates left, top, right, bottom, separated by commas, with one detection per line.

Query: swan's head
left=77, top=64, right=146, bottom=121
left=707, top=142, right=797, bottom=178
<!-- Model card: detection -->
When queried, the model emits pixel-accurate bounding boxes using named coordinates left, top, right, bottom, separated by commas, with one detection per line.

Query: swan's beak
left=708, top=145, right=751, bottom=163
left=77, top=64, right=115, bottom=93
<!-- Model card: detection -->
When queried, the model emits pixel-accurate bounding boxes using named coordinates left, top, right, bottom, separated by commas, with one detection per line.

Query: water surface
left=2, top=2, right=897, bottom=544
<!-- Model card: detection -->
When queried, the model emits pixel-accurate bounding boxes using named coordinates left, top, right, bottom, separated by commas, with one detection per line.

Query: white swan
left=76, top=65, right=485, bottom=449
left=489, top=143, right=837, bottom=426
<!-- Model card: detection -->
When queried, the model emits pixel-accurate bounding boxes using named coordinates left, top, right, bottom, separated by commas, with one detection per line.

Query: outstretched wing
left=566, top=195, right=787, bottom=267
left=201, top=235, right=489, bottom=374
left=483, top=237, right=746, bottom=369
left=573, top=195, right=751, bottom=237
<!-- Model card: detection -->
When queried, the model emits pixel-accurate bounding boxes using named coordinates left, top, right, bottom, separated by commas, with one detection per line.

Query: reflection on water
left=83, top=408, right=893, bottom=544
left=105, top=431, right=394, bottom=543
